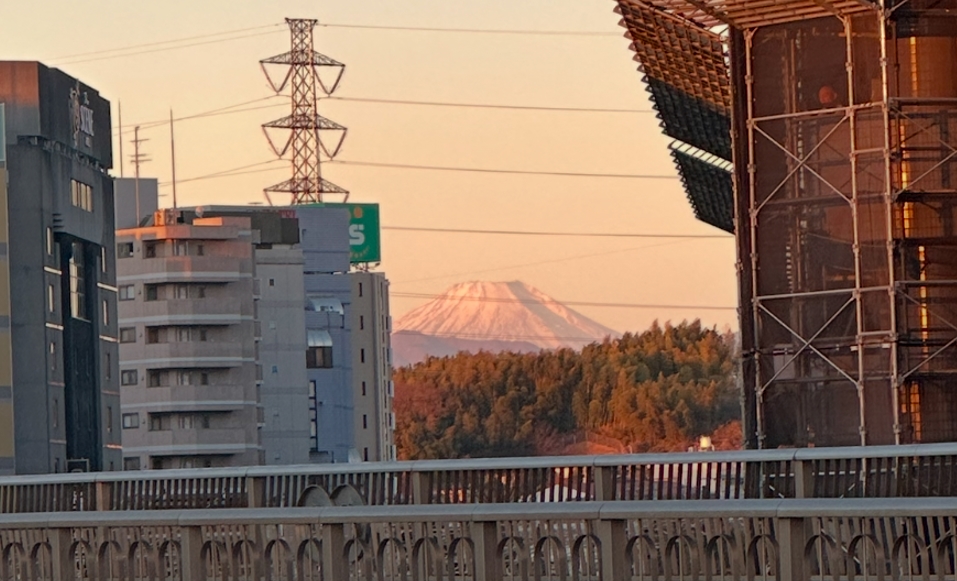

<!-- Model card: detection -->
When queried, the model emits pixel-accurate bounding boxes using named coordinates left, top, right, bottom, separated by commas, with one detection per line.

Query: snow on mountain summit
left=394, top=281, right=620, bottom=351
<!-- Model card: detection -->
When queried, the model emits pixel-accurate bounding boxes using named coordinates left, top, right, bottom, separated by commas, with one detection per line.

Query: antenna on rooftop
left=130, top=126, right=151, bottom=226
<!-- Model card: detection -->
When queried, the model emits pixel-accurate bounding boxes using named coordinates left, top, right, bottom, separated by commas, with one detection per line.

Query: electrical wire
left=394, top=241, right=689, bottom=285
left=114, top=97, right=284, bottom=136
left=392, top=292, right=735, bottom=311
left=382, top=226, right=729, bottom=239
left=53, top=29, right=284, bottom=66
left=327, top=96, right=651, bottom=114
left=159, top=160, right=284, bottom=186
left=318, top=23, right=621, bottom=36
left=331, top=160, right=677, bottom=180
left=48, top=23, right=284, bottom=61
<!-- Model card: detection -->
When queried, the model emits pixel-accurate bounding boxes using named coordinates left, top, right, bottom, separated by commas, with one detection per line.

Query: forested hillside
left=393, top=320, right=741, bottom=459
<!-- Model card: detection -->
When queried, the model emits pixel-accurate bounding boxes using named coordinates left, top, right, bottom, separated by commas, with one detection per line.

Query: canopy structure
left=615, top=0, right=734, bottom=232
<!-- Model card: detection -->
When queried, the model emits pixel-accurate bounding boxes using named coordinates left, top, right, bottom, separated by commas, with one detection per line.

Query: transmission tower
left=261, top=18, right=348, bottom=205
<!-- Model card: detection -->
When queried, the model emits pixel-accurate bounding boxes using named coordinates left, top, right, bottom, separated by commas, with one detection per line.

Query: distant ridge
left=392, top=281, right=619, bottom=366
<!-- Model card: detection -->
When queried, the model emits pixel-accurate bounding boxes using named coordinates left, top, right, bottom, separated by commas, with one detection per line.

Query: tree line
left=393, top=320, right=741, bottom=459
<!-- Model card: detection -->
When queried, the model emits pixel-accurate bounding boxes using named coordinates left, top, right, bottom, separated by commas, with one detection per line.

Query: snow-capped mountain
left=392, top=281, right=620, bottom=366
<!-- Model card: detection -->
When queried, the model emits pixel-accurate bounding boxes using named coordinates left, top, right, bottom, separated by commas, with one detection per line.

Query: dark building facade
left=615, top=0, right=957, bottom=447
left=0, top=62, right=120, bottom=473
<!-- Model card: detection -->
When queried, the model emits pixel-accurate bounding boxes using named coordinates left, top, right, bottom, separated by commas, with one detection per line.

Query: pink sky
left=5, top=0, right=737, bottom=335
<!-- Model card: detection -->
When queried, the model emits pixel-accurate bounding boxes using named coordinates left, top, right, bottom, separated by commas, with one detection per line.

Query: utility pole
left=130, top=127, right=150, bottom=226
left=118, top=101, right=124, bottom=178
left=260, top=17, right=349, bottom=205
left=169, top=109, right=178, bottom=209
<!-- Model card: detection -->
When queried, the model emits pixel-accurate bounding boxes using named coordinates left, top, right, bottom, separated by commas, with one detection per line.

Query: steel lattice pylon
left=261, top=18, right=348, bottom=205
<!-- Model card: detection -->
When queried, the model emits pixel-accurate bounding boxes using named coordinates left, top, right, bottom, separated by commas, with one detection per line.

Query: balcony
left=120, top=298, right=245, bottom=326
left=131, top=341, right=249, bottom=369
left=119, top=256, right=245, bottom=284
left=140, top=428, right=254, bottom=455
left=121, top=385, right=255, bottom=413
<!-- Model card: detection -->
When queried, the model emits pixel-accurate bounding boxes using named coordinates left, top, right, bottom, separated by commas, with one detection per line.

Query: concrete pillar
left=594, top=466, right=616, bottom=501
left=246, top=476, right=266, bottom=508
left=597, top=519, right=628, bottom=581
left=777, top=517, right=808, bottom=581
left=322, top=523, right=347, bottom=581
left=470, top=520, right=501, bottom=581
left=180, top=525, right=205, bottom=581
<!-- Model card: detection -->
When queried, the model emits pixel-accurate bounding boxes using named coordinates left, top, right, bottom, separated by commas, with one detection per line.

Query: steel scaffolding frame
left=737, top=4, right=957, bottom=447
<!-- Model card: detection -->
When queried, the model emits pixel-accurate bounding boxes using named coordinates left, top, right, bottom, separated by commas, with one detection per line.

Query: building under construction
left=614, top=0, right=957, bottom=447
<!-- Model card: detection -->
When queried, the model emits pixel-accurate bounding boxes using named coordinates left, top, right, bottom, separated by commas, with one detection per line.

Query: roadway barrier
left=1, top=498, right=956, bottom=580
left=1, top=442, right=956, bottom=513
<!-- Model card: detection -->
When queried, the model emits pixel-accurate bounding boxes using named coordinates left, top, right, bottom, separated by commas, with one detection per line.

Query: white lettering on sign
left=349, top=224, right=366, bottom=246
left=69, top=82, right=95, bottom=149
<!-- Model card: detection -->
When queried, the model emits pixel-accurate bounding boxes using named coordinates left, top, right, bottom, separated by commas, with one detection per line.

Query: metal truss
left=261, top=18, right=349, bottom=205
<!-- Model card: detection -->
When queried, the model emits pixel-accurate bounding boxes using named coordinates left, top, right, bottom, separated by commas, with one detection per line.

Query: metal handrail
left=2, top=441, right=955, bottom=485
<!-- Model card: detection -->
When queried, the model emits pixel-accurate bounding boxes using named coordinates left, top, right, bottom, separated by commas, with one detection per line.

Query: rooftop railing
left=2, top=443, right=957, bottom=513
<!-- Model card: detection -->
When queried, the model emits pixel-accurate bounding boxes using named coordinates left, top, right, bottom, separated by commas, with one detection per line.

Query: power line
left=383, top=226, right=730, bottom=239
left=392, top=292, right=736, bottom=311
left=319, top=23, right=621, bottom=37
left=53, top=29, right=284, bottom=66
left=394, top=241, right=689, bottom=285
left=160, top=157, right=676, bottom=188
left=48, top=24, right=283, bottom=61
left=394, top=330, right=610, bottom=342
left=159, top=160, right=284, bottom=186
left=328, top=96, right=652, bottom=114
left=331, top=160, right=677, bottom=180
left=113, top=97, right=283, bottom=136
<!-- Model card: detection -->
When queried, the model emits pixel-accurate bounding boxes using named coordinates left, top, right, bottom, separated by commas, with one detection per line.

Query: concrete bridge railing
left=2, top=498, right=957, bottom=580
left=1, top=442, right=957, bottom=512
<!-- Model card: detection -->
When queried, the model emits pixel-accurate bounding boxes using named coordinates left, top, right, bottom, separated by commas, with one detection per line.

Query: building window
left=197, top=286, right=206, bottom=299
left=117, top=242, right=134, bottom=258
left=48, top=285, right=55, bottom=313
left=106, top=406, right=113, bottom=434
left=70, top=180, right=93, bottom=212
left=178, top=415, right=194, bottom=430
left=149, top=414, right=164, bottom=431
left=200, top=372, right=209, bottom=385
left=105, top=352, right=111, bottom=381
left=122, top=413, right=139, bottom=429
left=102, top=299, right=109, bottom=326
left=101, top=246, right=108, bottom=273
left=46, top=228, right=54, bottom=256
left=360, top=348, right=365, bottom=364
left=307, top=346, right=333, bottom=369
left=52, top=398, right=58, bottom=429
left=145, top=286, right=158, bottom=301
left=119, top=327, right=136, bottom=343
left=269, top=278, right=275, bottom=287
left=121, top=370, right=138, bottom=385
left=364, top=447, right=369, bottom=462
left=358, top=282, right=363, bottom=297
left=49, top=341, right=56, bottom=370
left=362, top=381, right=367, bottom=396
left=147, top=370, right=163, bottom=387
left=123, top=457, right=140, bottom=471
left=196, top=244, right=205, bottom=256
left=363, top=414, right=368, bottom=430
left=199, top=329, right=208, bottom=342
left=360, top=316, right=364, bottom=330
left=173, top=241, right=188, bottom=256
left=69, top=243, right=87, bottom=320
left=308, top=380, right=318, bottom=449
left=144, top=242, right=157, bottom=258
left=119, top=285, right=135, bottom=301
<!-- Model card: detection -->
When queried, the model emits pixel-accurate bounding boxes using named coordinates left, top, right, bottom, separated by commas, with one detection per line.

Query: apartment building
left=0, top=62, right=121, bottom=474
left=116, top=212, right=261, bottom=469
left=351, top=271, right=395, bottom=461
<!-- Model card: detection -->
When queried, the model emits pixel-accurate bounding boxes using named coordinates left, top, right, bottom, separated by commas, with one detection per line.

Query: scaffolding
left=615, top=0, right=957, bottom=447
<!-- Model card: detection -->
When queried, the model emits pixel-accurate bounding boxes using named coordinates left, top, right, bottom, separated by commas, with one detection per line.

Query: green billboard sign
left=325, top=203, right=381, bottom=264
